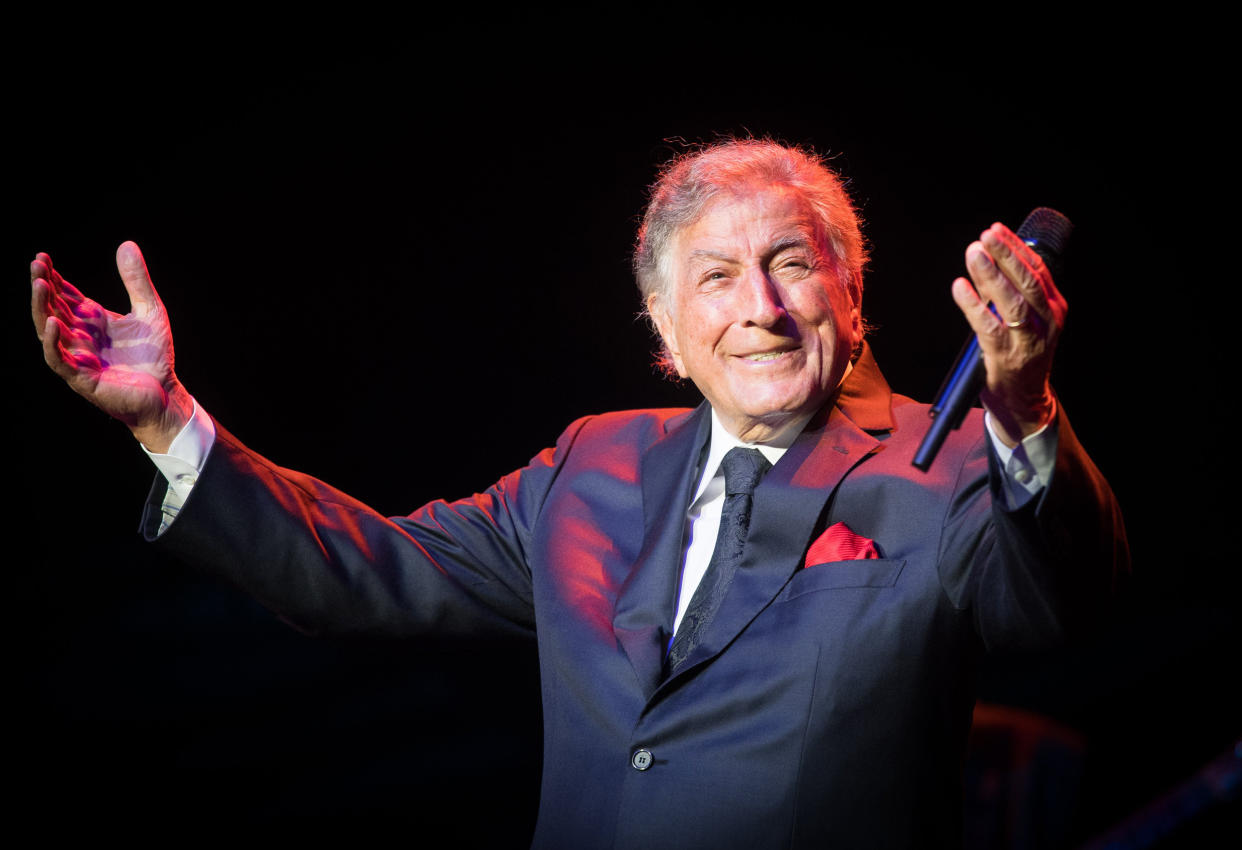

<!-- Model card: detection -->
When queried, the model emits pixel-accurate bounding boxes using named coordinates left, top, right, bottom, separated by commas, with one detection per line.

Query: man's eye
left=777, top=260, right=810, bottom=273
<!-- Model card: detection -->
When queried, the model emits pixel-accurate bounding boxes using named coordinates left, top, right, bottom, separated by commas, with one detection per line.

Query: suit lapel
left=661, top=344, right=897, bottom=684
left=663, top=406, right=883, bottom=681
left=613, top=404, right=711, bottom=700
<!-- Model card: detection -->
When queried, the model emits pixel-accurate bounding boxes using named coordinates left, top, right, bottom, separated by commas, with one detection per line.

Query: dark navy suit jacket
left=143, top=345, right=1126, bottom=848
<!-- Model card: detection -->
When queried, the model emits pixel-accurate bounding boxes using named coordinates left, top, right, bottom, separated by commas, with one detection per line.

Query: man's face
left=648, top=185, right=861, bottom=443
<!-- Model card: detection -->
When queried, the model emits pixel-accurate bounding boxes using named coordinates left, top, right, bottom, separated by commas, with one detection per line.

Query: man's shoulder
left=522, top=406, right=702, bottom=487
left=880, top=392, right=988, bottom=466
left=888, top=392, right=986, bottom=431
left=561, top=406, right=700, bottom=446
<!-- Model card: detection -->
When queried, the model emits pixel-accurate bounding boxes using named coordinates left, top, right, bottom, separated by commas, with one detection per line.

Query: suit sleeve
left=141, top=418, right=587, bottom=639
left=939, top=404, right=1129, bottom=652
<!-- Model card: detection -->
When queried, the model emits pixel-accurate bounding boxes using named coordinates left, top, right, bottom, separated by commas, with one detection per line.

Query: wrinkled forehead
left=672, top=184, right=827, bottom=264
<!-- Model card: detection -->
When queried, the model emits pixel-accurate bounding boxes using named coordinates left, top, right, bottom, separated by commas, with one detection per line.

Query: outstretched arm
left=31, top=241, right=192, bottom=452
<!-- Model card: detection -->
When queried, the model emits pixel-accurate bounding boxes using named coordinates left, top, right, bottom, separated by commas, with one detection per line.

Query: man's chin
left=726, top=400, right=823, bottom=443
left=734, top=387, right=823, bottom=422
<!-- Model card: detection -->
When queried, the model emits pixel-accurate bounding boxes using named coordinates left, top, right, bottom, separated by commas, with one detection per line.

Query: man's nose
left=737, top=267, right=786, bottom=328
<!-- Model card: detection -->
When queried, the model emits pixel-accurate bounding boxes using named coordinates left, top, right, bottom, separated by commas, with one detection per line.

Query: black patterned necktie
left=666, top=446, right=772, bottom=676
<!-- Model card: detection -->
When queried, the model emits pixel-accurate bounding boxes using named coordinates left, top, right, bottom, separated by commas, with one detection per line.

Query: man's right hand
left=31, top=241, right=193, bottom=453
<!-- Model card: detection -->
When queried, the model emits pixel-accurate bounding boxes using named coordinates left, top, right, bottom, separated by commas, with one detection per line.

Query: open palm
left=32, top=242, right=190, bottom=450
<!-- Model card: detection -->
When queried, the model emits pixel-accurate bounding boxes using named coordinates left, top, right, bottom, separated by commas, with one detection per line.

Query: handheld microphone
left=911, top=207, right=1072, bottom=472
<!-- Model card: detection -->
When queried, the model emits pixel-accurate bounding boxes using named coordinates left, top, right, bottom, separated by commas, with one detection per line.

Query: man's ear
left=846, top=271, right=864, bottom=349
left=647, top=292, right=687, bottom=378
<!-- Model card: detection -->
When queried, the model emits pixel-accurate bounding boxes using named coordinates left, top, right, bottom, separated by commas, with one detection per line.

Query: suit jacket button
left=631, top=748, right=653, bottom=770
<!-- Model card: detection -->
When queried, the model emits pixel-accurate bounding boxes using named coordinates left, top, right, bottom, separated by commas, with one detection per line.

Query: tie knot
left=720, top=447, right=771, bottom=496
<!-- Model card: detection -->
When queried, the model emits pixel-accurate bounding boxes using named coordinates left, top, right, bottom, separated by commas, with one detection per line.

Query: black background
left=10, top=22, right=1237, bottom=846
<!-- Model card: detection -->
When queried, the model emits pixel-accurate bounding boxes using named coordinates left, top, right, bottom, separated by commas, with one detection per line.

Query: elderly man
left=31, top=139, right=1125, bottom=848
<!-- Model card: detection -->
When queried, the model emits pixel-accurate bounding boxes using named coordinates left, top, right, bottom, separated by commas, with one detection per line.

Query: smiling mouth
left=739, top=346, right=800, bottom=363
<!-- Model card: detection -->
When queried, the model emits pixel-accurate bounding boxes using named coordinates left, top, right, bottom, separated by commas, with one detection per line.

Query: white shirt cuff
left=141, top=399, right=216, bottom=534
left=985, top=408, right=1058, bottom=508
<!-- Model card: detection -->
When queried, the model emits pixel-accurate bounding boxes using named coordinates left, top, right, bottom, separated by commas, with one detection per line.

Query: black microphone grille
left=1016, top=207, right=1073, bottom=262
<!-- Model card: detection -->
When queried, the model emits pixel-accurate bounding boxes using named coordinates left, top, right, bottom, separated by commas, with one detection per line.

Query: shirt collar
left=690, top=359, right=853, bottom=505
left=690, top=409, right=805, bottom=508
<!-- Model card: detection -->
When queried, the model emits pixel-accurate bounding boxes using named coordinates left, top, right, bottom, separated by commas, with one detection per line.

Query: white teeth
left=745, top=352, right=784, bottom=361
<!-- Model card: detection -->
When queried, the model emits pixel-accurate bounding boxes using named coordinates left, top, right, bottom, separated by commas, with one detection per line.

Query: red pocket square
left=804, top=522, right=881, bottom=566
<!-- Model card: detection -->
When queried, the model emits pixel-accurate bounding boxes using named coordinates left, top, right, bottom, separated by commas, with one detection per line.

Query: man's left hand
left=951, top=222, right=1068, bottom=446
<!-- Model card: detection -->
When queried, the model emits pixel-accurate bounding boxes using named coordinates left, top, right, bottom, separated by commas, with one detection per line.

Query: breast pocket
left=778, top=558, right=906, bottom=602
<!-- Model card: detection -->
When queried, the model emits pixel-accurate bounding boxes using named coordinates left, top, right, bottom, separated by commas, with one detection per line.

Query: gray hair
left=633, top=139, right=868, bottom=369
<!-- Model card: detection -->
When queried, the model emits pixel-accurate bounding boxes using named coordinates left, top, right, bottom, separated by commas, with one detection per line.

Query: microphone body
left=911, top=208, right=1072, bottom=472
